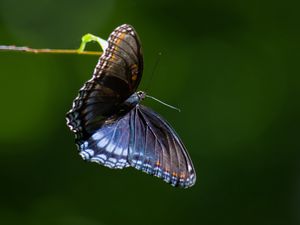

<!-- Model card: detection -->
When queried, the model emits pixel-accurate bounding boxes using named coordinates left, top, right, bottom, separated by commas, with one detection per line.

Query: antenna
left=145, top=94, right=181, bottom=112
left=145, top=52, right=162, bottom=92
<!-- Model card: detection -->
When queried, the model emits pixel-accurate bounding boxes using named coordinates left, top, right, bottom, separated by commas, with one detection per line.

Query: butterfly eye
left=137, top=91, right=146, bottom=100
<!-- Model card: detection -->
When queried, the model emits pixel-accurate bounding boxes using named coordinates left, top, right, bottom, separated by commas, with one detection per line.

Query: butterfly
left=66, top=24, right=196, bottom=188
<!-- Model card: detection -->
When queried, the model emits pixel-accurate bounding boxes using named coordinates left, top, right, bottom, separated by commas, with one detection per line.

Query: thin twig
left=0, top=45, right=102, bottom=56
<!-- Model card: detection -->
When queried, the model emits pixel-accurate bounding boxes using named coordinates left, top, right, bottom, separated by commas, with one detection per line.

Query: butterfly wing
left=66, top=24, right=143, bottom=142
left=128, top=105, right=196, bottom=188
left=78, top=112, right=131, bottom=169
left=78, top=103, right=196, bottom=187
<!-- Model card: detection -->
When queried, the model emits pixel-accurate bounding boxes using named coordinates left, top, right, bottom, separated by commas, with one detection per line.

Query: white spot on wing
left=188, top=164, right=193, bottom=172
left=119, top=159, right=127, bottom=164
left=80, top=141, right=88, bottom=149
left=97, top=137, right=109, bottom=148
left=106, top=142, right=116, bottom=153
left=85, top=149, right=94, bottom=156
left=122, top=148, right=128, bottom=156
left=98, top=154, right=107, bottom=161
left=108, top=158, right=117, bottom=163
left=92, top=132, right=104, bottom=141
left=114, top=146, right=123, bottom=156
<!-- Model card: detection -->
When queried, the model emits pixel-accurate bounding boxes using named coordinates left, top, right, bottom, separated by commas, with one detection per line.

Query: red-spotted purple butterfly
left=66, top=24, right=196, bottom=188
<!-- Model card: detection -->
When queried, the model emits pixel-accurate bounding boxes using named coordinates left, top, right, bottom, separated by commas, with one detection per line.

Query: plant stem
left=0, top=45, right=102, bottom=56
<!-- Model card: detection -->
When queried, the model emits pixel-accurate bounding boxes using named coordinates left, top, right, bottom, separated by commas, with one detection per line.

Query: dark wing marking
left=128, top=105, right=196, bottom=188
left=66, top=24, right=143, bottom=142
left=78, top=112, right=131, bottom=169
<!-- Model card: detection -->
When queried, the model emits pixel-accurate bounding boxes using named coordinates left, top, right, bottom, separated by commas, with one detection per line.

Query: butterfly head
left=136, top=91, right=146, bottom=101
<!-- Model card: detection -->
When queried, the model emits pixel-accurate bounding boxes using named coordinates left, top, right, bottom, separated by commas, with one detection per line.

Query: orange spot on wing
left=130, top=64, right=138, bottom=81
left=132, top=74, right=137, bottom=81
left=111, top=33, right=125, bottom=60
left=180, top=173, right=186, bottom=179
left=115, top=33, right=125, bottom=45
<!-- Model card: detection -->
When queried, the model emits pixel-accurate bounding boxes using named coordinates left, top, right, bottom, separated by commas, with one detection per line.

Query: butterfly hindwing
left=128, top=105, right=196, bottom=188
left=79, top=112, right=131, bottom=169
left=77, top=103, right=196, bottom=188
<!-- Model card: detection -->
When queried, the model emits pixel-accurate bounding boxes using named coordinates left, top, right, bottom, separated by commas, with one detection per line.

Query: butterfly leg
left=78, top=33, right=108, bottom=53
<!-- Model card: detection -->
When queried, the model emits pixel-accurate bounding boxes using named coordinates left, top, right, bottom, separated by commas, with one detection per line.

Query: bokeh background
left=0, top=0, right=299, bottom=224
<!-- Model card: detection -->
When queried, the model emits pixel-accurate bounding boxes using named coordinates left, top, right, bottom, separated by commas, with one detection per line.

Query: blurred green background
left=0, top=0, right=299, bottom=224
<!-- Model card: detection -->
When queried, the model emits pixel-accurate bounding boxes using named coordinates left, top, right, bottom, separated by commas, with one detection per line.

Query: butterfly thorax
left=122, top=91, right=145, bottom=107
left=113, top=91, right=145, bottom=117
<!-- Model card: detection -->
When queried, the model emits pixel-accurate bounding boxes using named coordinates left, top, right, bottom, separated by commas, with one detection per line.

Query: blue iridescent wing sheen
left=78, top=112, right=131, bottom=169
left=128, top=104, right=196, bottom=188
left=66, top=24, right=143, bottom=143
left=78, top=103, right=196, bottom=187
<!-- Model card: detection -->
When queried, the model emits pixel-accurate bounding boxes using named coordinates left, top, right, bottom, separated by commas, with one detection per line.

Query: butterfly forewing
left=66, top=24, right=143, bottom=141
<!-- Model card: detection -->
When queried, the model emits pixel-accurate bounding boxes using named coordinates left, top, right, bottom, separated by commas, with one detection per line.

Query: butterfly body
left=66, top=24, right=196, bottom=188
